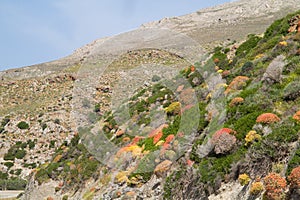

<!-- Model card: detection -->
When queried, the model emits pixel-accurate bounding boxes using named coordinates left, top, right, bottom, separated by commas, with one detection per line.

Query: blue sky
left=0, top=0, right=231, bottom=70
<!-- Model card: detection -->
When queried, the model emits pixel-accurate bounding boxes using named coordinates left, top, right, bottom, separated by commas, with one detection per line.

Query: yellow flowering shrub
left=250, top=181, right=264, bottom=195
left=238, top=173, right=251, bottom=186
left=245, top=130, right=261, bottom=146
left=164, top=102, right=181, bottom=115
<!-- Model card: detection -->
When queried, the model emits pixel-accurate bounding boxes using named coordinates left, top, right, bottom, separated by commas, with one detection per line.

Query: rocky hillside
left=0, top=1, right=300, bottom=200
left=18, top=9, right=300, bottom=200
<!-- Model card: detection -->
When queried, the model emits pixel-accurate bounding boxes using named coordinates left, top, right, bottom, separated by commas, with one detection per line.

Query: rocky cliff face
left=1, top=0, right=300, bottom=200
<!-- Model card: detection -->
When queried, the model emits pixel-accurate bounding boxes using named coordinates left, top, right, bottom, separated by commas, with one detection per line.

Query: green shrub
left=49, top=140, right=56, bottom=148
left=1, top=117, right=10, bottom=127
left=138, top=137, right=159, bottom=152
left=287, top=147, right=300, bottom=176
left=4, top=162, right=14, bottom=169
left=228, top=111, right=263, bottom=140
left=147, top=84, right=173, bottom=105
left=3, top=152, right=15, bottom=161
left=283, top=56, right=300, bottom=75
left=94, top=103, right=100, bottom=112
left=264, top=10, right=300, bottom=39
left=0, top=171, right=8, bottom=179
left=164, top=170, right=184, bottom=199
left=283, top=80, right=300, bottom=101
left=15, top=149, right=26, bottom=159
left=79, top=158, right=99, bottom=180
left=17, top=121, right=29, bottom=129
left=54, top=118, right=60, bottom=124
left=129, top=100, right=149, bottom=116
left=240, top=61, right=254, bottom=76
left=249, top=120, right=298, bottom=164
left=62, top=195, right=69, bottom=200
left=41, top=123, right=47, bottom=130
left=0, top=178, right=27, bottom=190
left=35, top=168, right=50, bottom=184
left=129, top=152, right=158, bottom=183
left=197, top=147, right=246, bottom=184
left=264, top=18, right=285, bottom=39
left=152, top=75, right=161, bottom=82
left=236, top=34, right=261, bottom=57
left=4, top=142, right=27, bottom=160
left=267, top=121, right=299, bottom=143
left=212, top=48, right=227, bottom=61
left=27, top=139, right=36, bottom=149
left=251, top=35, right=281, bottom=57
left=15, top=169, right=22, bottom=175
left=23, top=163, right=37, bottom=169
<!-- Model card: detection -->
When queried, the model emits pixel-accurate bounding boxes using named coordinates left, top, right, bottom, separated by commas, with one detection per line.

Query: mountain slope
left=20, top=9, right=300, bottom=200
left=0, top=1, right=300, bottom=200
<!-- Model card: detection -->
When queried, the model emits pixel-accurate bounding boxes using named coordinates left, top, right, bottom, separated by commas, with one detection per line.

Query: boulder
left=213, top=133, right=236, bottom=154
left=262, top=55, right=286, bottom=84
left=154, top=160, right=172, bottom=177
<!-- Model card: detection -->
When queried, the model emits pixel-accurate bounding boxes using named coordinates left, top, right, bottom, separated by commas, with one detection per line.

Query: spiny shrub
left=256, top=113, right=280, bottom=124
left=263, top=173, right=287, bottom=200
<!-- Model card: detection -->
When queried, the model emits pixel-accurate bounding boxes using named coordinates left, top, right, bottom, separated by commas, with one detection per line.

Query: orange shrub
left=263, top=173, right=287, bottom=200
left=229, top=97, right=244, bottom=107
left=153, top=131, right=163, bottom=144
left=225, top=76, right=249, bottom=94
left=190, top=65, right=195, bottom=72
left=214, top=128, right=236, bottom=136
left=165, top=134, right=175, bottom=144
left=131, top=136, right=144, bottom=145
left=212, top=128, right=236, bottom=143
left=288, top=166, right=300, bottom=189
left=256, top=113, right=280, bottom=124
left=222, top=70, right=231, bottom=78
left=122, top=137, right=131, bottom=143
left=292, top=111, right=300, bottom=122
left=214, top=58, right=220, bottom=63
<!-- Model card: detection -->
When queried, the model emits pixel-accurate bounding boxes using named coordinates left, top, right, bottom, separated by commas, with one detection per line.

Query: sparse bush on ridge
left=17, top=121, right=29, bottom=129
